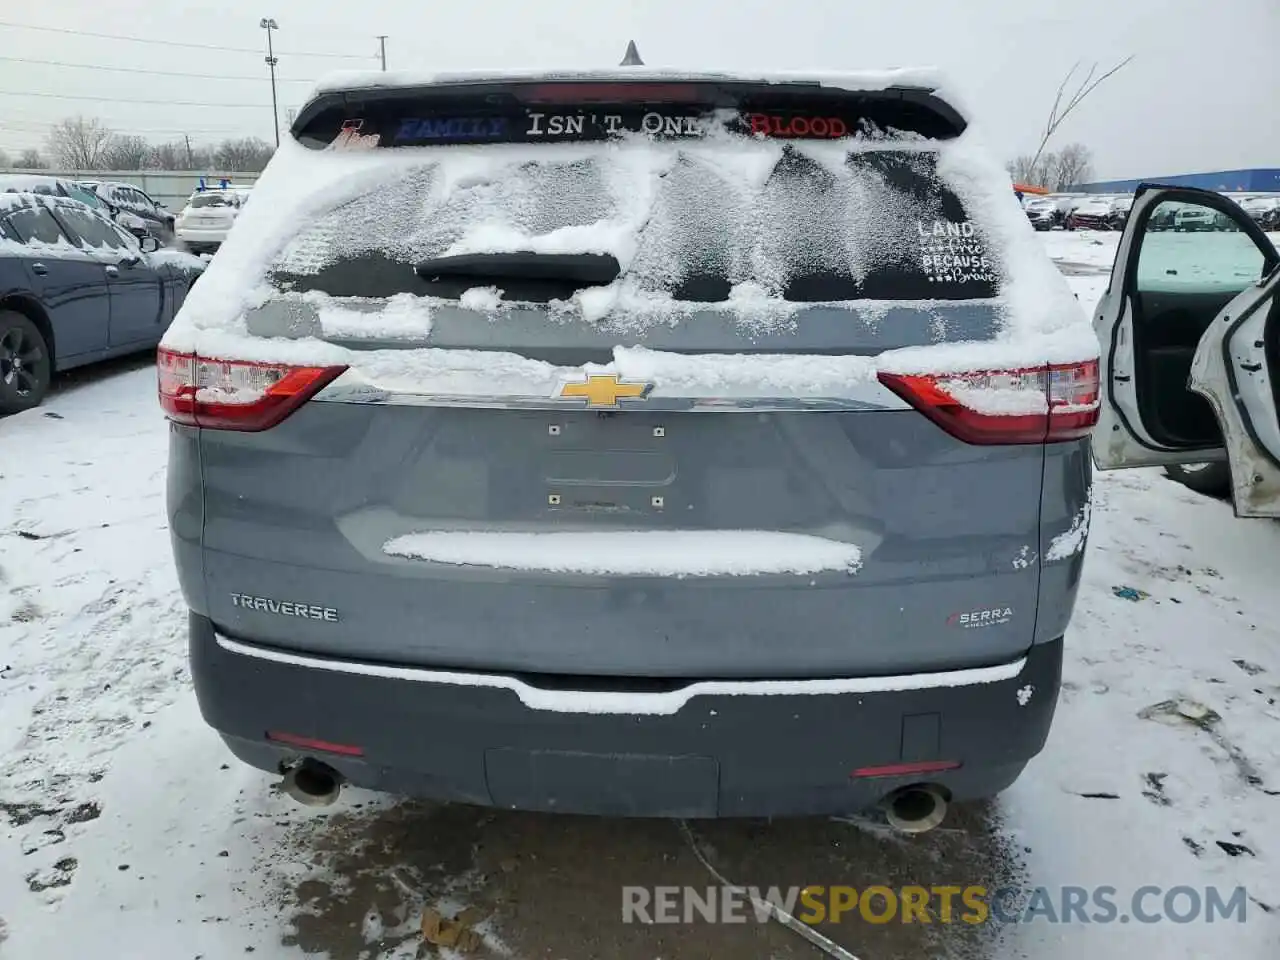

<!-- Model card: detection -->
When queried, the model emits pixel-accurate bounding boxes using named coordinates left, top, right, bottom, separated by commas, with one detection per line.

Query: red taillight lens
left=877, top=359, right=1099, bottom=445
left=157, top=347, right=346, bottom=432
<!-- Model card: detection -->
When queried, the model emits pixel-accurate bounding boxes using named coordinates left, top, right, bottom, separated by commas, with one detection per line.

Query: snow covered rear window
left=268, top=145, right=999, bottom=307
left=190, top=194, right=234, bottom=208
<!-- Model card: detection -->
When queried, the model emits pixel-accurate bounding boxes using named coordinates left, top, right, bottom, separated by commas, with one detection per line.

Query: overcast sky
left=1, top=0, right=1276, bottom=179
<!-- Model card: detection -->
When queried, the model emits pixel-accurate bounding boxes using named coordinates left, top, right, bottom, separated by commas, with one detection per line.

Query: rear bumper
left=190, top=613, right=1062, bottom=818
left=175, top=226, right=229, bottom=247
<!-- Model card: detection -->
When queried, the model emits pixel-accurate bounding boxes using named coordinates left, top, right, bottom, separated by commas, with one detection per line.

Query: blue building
left=1070, top=168, right=1280, bottom=194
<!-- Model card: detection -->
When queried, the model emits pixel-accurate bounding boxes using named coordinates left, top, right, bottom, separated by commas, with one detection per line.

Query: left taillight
left=157, top=347, right=346, bottom=432
left=877, top=358, right=1100, bottom=445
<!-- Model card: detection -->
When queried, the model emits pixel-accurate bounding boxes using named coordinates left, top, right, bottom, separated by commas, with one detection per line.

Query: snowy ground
left=2, top=231, right=1279, bottom=959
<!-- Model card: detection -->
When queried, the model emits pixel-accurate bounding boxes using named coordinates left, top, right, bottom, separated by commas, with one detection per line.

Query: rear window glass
left=191, top=194, right=233, bottom=208
left=66, top=185, right=101, bottom=207
left=271, top=146, right=998, bottom=304
left=268, top=82, right=998, bottom=308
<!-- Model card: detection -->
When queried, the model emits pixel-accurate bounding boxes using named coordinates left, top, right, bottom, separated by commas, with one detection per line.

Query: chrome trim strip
left=312, top=380, right=911, bottom=413
left=215, top=633, right=1027, bottom=716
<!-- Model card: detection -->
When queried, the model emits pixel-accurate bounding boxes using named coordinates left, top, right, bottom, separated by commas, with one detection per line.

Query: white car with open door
left=1093, top=185, right=1280, bottom=517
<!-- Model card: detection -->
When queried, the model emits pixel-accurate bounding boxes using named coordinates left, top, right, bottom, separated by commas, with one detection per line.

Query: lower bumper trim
left=216, top=633, right=1028, bottom=716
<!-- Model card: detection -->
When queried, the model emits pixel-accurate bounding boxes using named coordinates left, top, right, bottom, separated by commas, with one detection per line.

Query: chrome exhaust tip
left=883, top=784, right=948, bottom=834
left=281, top=759, right=342, bottom=807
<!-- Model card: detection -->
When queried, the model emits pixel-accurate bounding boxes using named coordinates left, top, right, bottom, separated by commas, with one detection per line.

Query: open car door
left=1093, top=185, right=1280, bottom=485
left=1189, top=266, right=1280, bottom=516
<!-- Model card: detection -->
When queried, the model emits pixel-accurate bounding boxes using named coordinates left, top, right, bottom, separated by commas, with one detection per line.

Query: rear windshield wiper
left=414, top=252, right=621, bottom=303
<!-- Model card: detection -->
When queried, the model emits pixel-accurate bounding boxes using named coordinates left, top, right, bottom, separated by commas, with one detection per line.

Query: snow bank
left=383, top=530, right=863, bottom=577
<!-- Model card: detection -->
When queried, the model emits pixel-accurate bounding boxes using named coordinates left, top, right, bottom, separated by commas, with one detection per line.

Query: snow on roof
left=309, top=65, right=950, bottom=100
left=0, top=174, right=65, bottom=190
left=0, top=191, right=87, bottom=213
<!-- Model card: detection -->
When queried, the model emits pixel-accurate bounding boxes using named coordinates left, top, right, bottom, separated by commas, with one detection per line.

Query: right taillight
left=877, top=359, right=1099, bottom=445
left=157, top=347, right=346, bottom=432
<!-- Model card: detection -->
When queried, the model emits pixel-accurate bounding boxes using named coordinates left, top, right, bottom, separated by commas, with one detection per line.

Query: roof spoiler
left=290, top=76, right=966, bottom=147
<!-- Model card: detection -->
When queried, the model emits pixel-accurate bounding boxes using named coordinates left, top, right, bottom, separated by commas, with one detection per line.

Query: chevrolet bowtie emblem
left=557, top=373, right=653, bottom=408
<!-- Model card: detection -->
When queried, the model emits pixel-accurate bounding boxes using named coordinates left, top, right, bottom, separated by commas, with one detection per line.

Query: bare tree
left=1011, top=144, right=1095, bottom=191
left=103, top=134, right=154, bottom=170
left=1040, top=154, right=1064, bottom=191
left=151, top=140, right=187, bottom=170
left=0, top=147, right=10, bottom=169
left=1008, top=154, right=1048, bottom=186
left=17, top=148, right=45, bottom=169
left=214, top=137, right=274, bottom=172
left=1009, top=150, right=1067, bottom=189
left=1052, top=143, right=1093, bottom=190
left=46, top=116, right=116, bottom=170
left=1026, top=58, right=1133, bottom=177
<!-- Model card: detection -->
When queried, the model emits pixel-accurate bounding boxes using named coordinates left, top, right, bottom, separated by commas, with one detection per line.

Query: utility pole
left=184, top=134, right=194, bottom=168
left=260, top=17, right=280, bottom=147
left=377, top=35, right=387, bottom=71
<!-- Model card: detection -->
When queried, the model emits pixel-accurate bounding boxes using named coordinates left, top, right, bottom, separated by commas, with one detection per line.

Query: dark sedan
left=0, top=193, right=204, bottom=413
left=85, top=181, right=176, bottom=246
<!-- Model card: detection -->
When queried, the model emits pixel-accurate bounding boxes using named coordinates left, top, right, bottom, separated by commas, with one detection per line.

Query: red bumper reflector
left=266, top=731, right=365, bottom=757
left=851, top=759, right=961, bottom=779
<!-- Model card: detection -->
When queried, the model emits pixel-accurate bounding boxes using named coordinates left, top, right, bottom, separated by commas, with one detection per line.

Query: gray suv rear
left=161, top=69, right=1097, bottom=819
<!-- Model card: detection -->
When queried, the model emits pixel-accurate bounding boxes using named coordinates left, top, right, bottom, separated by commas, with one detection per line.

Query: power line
left=0, top=115, right=274, bottom=136
left=0, top=54, right=316, bottom=82
left=0, top=90, right=290, bottom=108
left=0, top=19, right=377, bottom=59
left=0, top=121, right=258, bottom=136
left=1, top=115, right=255, bottom=130
left=0, top=110, right=265, bottom=127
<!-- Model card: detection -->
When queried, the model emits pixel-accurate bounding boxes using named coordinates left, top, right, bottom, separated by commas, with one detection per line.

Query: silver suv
left=160, top=69, right=1103, bottom=824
